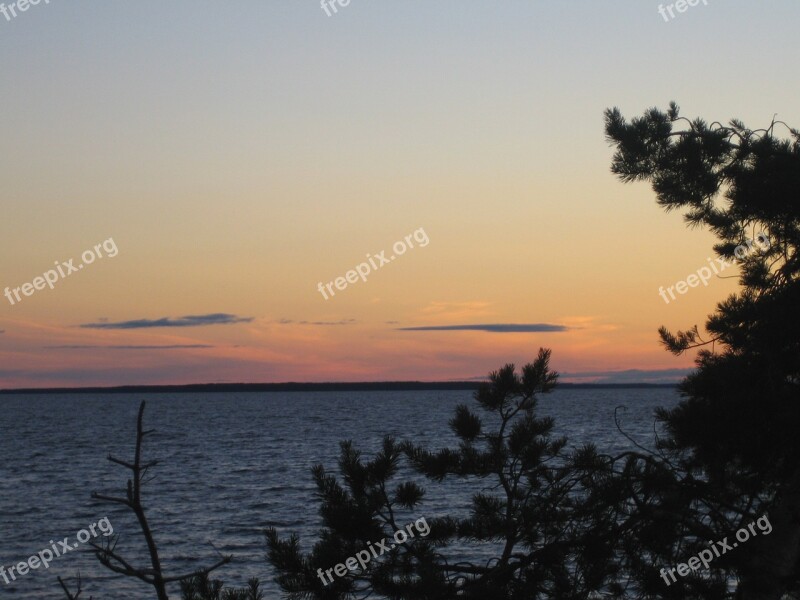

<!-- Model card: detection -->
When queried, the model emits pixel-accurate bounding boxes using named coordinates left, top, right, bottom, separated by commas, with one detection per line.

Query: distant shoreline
left=0, top=382, right=679, bottom=394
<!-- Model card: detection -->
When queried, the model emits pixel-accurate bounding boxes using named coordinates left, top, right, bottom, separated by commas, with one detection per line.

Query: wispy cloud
left=45, top=344, right=214, bottom=350
left=397, top=323, right=569, bottom=333
left=278, top=318, right=356, bottom=326
left=80, top=314, right=253, bottom=329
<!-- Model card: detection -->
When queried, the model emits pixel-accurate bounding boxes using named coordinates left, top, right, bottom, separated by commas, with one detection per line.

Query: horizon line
left=0, top=381, right=679, bottom=394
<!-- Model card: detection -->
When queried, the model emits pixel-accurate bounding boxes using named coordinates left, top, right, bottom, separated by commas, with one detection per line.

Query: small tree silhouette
left=266, top=349, right=662, bottom=599
left=59, top=401, right=238, bottom=600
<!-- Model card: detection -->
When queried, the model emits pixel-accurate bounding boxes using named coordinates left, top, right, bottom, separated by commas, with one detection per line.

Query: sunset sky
left=2, top=1, right=798, bottom=388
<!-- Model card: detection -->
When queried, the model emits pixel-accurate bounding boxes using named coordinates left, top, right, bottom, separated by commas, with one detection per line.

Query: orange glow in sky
left=2, top=2, right=798, bottom=388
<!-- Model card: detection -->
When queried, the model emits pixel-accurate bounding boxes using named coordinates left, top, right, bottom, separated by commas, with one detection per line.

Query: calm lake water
left=0, top=388, right=679, bottom=599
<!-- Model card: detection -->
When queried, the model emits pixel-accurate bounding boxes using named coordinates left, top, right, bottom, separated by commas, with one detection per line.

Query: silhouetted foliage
left=606, top=102, right=800, bottom=599
left=265, top=349, right=692, bottom=599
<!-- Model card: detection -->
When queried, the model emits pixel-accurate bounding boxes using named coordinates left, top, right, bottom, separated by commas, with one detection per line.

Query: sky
left=1, top=1, right=798, bottom=388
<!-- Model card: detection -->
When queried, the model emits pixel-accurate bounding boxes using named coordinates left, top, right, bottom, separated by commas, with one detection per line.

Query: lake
left=0, top=388, right=679, bottom=598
